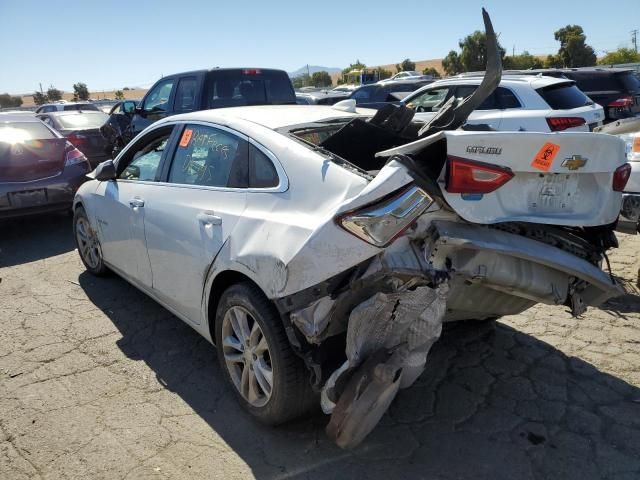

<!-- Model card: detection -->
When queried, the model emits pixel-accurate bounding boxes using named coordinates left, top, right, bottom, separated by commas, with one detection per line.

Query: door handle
left=197, top=212, right=222, bottom=225
left=129, top=198, right=145, bottom=208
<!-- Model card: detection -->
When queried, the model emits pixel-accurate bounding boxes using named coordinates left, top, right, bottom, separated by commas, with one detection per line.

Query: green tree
left=73, top=82, right=90, bottom=101
left=47, top=86, right=62, bottom=102
left=395, top=58, right=416, bottom=73
left=442, top=50, right=463, bottom=75
left=122, top=87, right=130, bottom=91
left=311, top=71, right=332, bottom=87
left=422, top=67, right=441, bottom=78
left=32, top=91, right=48, bottom=105
left=503, top=51, right=544, bottom=70
left=598, top=47, right=640, bottom=65
left=292, top=74, right=310, bottom=88
left=340, top=60, right=367, bottom=83
left=114, top=90, right=125, bottom=100
left=544, top=54, right=564, bottom=68
left=458, top=30, right=506, bottom=72
left=0, top=93, right=23, bottom=108
left=376, top=67, right=393, bottom=80
left=553, top=25, right=596, bottom=67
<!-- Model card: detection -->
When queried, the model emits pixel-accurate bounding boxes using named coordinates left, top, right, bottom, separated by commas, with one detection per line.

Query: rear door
left=141, top=122, right=250, bottom=324
left=452, top=85, right=503, bottom=130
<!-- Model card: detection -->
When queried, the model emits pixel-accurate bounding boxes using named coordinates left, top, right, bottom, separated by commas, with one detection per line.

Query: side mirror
left=122, top=101, right=136, bottom=115
left=92, top=159, right=117, bottom=181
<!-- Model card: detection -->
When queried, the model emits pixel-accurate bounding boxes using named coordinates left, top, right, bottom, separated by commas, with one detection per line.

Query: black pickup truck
left=102, top=68, right=296, bottom=153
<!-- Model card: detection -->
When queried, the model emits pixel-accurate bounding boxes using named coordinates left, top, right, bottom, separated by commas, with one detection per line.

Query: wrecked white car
left=73, top=10, right=629, bottom=448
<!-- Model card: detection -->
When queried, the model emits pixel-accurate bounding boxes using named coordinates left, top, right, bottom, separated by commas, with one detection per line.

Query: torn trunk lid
left=378, top=130, right=627, bottom=227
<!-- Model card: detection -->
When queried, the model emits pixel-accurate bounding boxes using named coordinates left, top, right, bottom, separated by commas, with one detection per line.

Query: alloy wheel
left=75, top=216, right=101, bottom=269
left=221, top=306, right=273, bottom=407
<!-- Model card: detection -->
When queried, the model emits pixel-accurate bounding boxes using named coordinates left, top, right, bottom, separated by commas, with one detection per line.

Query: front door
left=95, top=125, right=176, bottom=287
left=128, top=77, right=176, bottom=140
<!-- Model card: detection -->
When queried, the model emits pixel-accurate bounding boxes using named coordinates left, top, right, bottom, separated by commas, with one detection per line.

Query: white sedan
left=74, top=104, right=627, bottom=447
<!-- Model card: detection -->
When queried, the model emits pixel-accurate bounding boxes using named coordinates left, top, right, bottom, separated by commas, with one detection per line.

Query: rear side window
left=167, top=124, right=248, bottom=188
left=351, top=86, right=376, bottom=102
left=0, top=122, right=56, bottom=142
left=249, top=144, right=278, bottom=188
left=207, top=70, right=295, bottom=108
left=537, top=83, right=591, bottom=109
left=567, top=73, right=622, bottom=92
left=174, top=77, right=198, bottom=111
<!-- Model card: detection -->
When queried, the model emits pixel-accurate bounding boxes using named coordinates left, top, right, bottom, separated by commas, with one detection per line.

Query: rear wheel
left=215, top=282, right=315, bottom=425
left=74, top=206, right=108, bottom=276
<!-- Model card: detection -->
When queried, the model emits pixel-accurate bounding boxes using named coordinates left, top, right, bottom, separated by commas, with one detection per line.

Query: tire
left=73, top=206, right=108, bottom=276
left=215, top=281, right=315, bottom=425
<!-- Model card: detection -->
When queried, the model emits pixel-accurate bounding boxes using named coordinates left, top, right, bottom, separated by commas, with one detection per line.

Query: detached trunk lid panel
left=442, top=131, right=626, bottom=226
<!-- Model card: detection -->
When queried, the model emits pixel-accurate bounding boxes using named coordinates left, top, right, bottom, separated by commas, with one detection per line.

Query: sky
left=0, top=0, right=638, bottom=94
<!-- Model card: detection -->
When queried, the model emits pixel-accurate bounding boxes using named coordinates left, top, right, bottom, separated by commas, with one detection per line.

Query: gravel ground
left=1, top=213, right=639, bottom=480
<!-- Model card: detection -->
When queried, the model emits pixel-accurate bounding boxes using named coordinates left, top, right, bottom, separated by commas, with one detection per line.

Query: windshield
left=537, top=82, right=592, bottom=109
left=207, top=70, right=296, bottom=108
left=56, top=112, right=109, bottom=129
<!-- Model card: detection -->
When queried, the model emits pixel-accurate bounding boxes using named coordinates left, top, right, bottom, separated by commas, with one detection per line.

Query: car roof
left=157, top=105, right=372, bottom=131
left=429, top=74, right=570, bottom=89
left=39, top=101, right=92, bottom=107
left=43, top=110, right=107, bottom=116
left=160, top=67, right=288, bottom=79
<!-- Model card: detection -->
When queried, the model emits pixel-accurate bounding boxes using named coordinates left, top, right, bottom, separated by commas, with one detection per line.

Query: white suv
left=402, top=75, right=604, bottom=132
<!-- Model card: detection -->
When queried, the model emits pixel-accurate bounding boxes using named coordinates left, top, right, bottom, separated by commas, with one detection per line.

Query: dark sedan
left=0, top=114, right=91, bottom=219
left=36, top=111, right=110, bottom=168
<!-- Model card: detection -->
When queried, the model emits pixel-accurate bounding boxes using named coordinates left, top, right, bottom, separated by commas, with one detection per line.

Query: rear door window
left=351, top=86, right=376, bottom=103
left=537, top=83, right=591, bottom=109
left=174, top=77, right=198, bottom=112
left=143, top=78, right=175, bottom=113
left=453, top=86, right=521, bottom=110
left=63, top=104, right=99, bottom=111
left=167, top=124, right=248, bottom=188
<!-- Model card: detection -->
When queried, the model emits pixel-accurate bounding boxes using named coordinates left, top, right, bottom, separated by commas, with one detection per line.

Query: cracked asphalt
left=1, top=213, right=640, bottom=480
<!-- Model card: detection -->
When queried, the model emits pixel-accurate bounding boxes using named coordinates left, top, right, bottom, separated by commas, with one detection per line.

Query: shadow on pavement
left=0, top=212, right=74, bottom=268
left=79, top=271, right=640, bottom=480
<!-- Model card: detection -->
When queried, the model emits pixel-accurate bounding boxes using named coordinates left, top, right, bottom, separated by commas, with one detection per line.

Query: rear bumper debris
left=426, top=220, right=623, bottom=316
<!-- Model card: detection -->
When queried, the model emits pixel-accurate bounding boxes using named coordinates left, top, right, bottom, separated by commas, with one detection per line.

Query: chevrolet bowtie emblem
left=561, top=155, right=588, bottom=170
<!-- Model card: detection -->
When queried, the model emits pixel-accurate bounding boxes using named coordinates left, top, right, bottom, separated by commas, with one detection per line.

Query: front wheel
left=215, top=282, right=315, bottom=425
left=73, top=206, right=108, bottom=276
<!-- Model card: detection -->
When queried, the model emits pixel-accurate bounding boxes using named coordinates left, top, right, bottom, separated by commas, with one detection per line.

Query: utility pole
left=632, top=29, right=638, bottom=53
left=306, top=64, right=310, bottom=86
left=39, top=83, right=43, bottom=94
left=512, top=45, right=515, bottom=57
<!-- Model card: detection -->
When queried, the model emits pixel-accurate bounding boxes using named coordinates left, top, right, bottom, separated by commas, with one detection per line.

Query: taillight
left=446, top=156, right=514, bottom=194
left=608, top=96, right=634, bottom=108
left=67, top=132, right=87, bottom=149
left=613, top=163, right=631, bottom=192
left=336, top=185, right=433, bottom=247
left=242, top=69, right=261, bottom=75
left=65, top=142, right=89, bottom=167
left=546, top=117, right=586, bottom=131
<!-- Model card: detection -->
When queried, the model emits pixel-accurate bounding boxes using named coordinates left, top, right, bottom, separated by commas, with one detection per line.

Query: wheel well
left=207, top=270, right=262, bottom=342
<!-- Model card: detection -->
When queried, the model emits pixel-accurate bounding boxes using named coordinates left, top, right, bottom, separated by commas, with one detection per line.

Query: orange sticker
left=179, top=128, right=193, bottom=147
left=531, top=142, right=560, bottom=172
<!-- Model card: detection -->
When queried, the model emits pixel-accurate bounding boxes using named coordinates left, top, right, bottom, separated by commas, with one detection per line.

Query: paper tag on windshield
left=531, top=142, right=560, bottom=172
left=180, top=128, right=193, bottom=148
